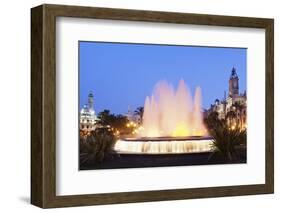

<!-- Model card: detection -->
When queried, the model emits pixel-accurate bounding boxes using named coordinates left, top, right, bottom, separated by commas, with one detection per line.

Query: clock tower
left=88, top=90, right=94, bottom=110
left=229, top=67, right=239, bottom=97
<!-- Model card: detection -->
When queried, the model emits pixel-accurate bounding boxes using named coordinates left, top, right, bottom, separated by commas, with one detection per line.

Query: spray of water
left=140, top=79, right=207, bottom=137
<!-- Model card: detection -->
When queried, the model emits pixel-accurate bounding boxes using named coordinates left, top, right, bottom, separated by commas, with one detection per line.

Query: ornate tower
left=229, top=67, right=239, bottom=97
left=88, top=91, right=94, bottom=110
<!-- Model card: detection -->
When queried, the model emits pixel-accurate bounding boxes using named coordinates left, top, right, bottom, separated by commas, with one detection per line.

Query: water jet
left=114, top=79, right=213, bottom=154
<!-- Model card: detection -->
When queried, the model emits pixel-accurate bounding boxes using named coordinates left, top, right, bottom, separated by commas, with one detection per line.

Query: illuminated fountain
left=114, top=79, right=213, bottom=154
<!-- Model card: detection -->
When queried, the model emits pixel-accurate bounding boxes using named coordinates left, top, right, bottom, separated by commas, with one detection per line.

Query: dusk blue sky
left=79, top=41, right=246, bottom=115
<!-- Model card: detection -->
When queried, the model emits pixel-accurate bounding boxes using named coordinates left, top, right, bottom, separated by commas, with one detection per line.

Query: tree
left=134, top=106, right=144, bottom=123
left=96, top=109, right=115, bottom=126
left=95, top=110, right=130, bottom=135
left=111, top=114, right=129, bottom=133
left=209, top=123, right=246, bottom=162
left=204, top=111, right=224, bottom=131
left=80, top=128, right=117, bottom=165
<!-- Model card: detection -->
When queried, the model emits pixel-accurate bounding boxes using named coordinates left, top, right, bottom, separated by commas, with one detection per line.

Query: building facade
left=208, top=67, right=247, bottom=129
left=80, top=91, right=97, bottom=132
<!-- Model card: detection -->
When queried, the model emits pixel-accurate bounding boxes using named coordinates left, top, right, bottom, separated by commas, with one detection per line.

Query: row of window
left=81, top=125, right=94, bottom=129
left=80, top=119, right=95, bottom=123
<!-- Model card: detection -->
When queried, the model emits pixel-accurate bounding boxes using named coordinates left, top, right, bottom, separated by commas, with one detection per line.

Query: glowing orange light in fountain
left=140, top=79, right=208, bottom=137
left=172, top=123, right=190, bottom=137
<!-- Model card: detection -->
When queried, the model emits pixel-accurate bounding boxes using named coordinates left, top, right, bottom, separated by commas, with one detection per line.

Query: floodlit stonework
left=207, top=67, right=247, bottom=129
left=79, top=91, right=97, bottom=132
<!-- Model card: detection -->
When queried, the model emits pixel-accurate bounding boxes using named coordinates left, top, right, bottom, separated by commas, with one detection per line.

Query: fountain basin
left=114, top=136, right=214, bottom=154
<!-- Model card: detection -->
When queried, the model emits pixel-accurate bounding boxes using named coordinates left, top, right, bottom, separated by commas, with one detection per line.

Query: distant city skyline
left=79, top=41, right=246, bottom=115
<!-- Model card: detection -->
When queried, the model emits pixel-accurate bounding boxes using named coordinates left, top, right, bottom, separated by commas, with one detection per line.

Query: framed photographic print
left=31, top=4, right=274, bottom=208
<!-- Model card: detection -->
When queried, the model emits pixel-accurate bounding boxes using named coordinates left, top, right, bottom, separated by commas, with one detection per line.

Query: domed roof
left=88, top=91, right=94, bottom=97
left=80, top=104, right=89, bottom=113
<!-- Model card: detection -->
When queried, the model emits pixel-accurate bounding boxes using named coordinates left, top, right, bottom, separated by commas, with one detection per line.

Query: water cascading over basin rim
left=114, top=137, right=214, bottom=154
left=121, top=136, right=213, bottom=142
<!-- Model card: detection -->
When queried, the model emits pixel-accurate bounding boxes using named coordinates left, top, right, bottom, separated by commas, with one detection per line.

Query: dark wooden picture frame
left=31, top=4, right=274, bottom=208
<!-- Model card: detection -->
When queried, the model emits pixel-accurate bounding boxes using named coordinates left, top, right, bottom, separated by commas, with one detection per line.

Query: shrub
left=80, top=128, right=117, bottom=164
left=209, top=123, right=246, bottom=162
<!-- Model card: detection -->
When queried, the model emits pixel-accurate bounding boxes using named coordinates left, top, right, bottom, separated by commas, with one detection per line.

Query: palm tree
left=80, top=128, right=117, bottom=165
left=204, top=111, right=224, bottom=131
left=209, top=123, right=246, bottom=162
left=134, top=106, right=144, bottom=124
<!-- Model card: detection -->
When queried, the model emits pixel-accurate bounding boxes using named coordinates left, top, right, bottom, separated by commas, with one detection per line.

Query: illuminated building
left=80, top=91, right=97, bottom=132
left=208, top=67, right=247, bottom=129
